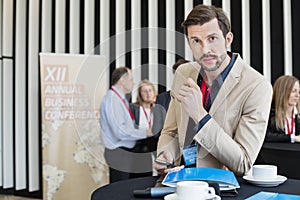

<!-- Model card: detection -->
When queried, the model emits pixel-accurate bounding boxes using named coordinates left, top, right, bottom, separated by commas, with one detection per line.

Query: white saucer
left=164, top=193, right=221, bottom=200
left=243, top=175, right=287, bottom=187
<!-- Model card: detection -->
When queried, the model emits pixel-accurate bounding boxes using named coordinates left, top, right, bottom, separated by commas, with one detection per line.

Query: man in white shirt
left=100, top=66, right=152, bottom=183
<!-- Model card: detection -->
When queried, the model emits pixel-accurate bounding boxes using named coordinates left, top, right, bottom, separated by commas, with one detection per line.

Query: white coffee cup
left=176, top=181, right=215, bottom=200
left=252, top=165, right=277, bottom=180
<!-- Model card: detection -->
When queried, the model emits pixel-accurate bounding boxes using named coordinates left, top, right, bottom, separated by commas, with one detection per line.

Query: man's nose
left=202, top=42, right=212, bottom=54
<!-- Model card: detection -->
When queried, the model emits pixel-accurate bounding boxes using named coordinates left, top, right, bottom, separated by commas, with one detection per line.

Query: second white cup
left=176, top=181, right=215, bottom=200
left=252, top=165, right=277, bottom=180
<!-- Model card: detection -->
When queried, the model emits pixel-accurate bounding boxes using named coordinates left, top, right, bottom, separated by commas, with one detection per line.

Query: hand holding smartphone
left=155, top=158, right=176, bottom=168
left=154, top=151, right=176, bottom=170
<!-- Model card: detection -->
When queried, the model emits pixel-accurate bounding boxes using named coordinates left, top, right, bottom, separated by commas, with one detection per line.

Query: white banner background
left=40, top=53, right=109, bottom=200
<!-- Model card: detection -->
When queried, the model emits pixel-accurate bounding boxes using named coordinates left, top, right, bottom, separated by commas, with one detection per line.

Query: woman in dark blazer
left=129, top=80, right=166, bottom=177
left=265, top=75, right=300, bottom=143
left=266, top=108, right=300, bottom=142
left=130, top=80, right=166, bottom=153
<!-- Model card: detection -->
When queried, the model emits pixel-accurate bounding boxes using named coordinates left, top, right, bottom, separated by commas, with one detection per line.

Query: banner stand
left=40, top=53, right=109, bottom=200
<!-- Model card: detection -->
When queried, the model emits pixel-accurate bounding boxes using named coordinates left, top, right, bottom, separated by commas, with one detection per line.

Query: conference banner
left=40, top=53, right=109, bottom=200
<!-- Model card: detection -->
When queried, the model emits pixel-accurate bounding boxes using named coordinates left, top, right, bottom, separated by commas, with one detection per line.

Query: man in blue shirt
left=100, top=67, right=152, bottom=183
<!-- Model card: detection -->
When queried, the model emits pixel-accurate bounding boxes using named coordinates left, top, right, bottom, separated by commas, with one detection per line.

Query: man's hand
left=146, top=128, right=153, bottom=137
left=153, top=151, right=184, bottom=175
left=294, top=135, right=300, bottom=143
left=176, top=78, right=207, bottom=123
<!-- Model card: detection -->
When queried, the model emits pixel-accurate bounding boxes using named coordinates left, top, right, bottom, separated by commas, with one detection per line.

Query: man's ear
left=225, top=32, right=233, bottom=48
left=118, top=75, right=124, bottom=85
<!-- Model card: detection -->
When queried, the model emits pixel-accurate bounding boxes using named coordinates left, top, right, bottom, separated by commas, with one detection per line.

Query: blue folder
left=162, top=167, right=240, bottom=190
left=246, top=191, right=300, bottom=200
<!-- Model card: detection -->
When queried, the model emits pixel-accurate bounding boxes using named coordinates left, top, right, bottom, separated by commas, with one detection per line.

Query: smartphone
left=155, top=158, right=176, bottom=168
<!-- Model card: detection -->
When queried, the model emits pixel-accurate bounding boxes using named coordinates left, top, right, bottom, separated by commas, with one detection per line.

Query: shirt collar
left=198, top=52, right=236, bottom=87
left=111, top=86, right=126, bottom=99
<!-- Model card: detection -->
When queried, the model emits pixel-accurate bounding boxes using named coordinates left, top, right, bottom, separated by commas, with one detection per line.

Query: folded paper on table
left=162, top=167, right=240, bottom=191
left=245, top=191, right=300, bottom=200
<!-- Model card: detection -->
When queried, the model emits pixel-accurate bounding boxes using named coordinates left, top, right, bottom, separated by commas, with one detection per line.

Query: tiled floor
left=0, top=195, right=41, bottom=200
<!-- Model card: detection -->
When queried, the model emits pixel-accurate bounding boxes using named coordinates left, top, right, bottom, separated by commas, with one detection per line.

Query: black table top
left=91, top=176, right=300, bottom=200
left=263, top=142, right=300, bottom=151
left=258, top=142, right=300, bottom=179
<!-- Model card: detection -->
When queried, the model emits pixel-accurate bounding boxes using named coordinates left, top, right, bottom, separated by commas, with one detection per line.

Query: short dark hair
left=111, top=67, right=130, bottom=85
left=173, top=59, right=189, bottom=73
left=181, top=4, right=231, bottom=38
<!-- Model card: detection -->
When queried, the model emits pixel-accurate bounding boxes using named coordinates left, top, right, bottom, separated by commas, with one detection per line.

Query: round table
left=91, top=176, right=300, bottom=200
left=257, top=142, right=300, bottom=179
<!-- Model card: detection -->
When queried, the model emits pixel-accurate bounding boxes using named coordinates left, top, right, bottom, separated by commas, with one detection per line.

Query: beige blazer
left=157, top=54, right=273, bottom=175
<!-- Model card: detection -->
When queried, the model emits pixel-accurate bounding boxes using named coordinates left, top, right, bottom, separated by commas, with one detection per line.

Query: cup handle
left=207, top=187, right=215, bottom=195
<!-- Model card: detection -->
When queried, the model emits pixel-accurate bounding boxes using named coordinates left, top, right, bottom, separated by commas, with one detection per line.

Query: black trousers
left=105, top=147, right=153, bottom=183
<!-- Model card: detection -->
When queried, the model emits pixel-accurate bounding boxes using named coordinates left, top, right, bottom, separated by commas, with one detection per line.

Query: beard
left=196, top=53, right=227, bottom=72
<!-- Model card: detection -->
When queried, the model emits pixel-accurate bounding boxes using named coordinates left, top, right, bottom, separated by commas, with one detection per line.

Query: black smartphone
left=155, top=158, right=176, bottom=168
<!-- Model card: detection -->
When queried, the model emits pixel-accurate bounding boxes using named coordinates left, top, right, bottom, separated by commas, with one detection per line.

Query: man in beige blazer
left=154, top=5, right=272, bottom=176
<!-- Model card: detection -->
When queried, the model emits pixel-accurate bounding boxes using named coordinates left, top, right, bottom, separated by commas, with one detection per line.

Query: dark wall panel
left=292, top=0, right=300, bottom=79
left=270, top=0, right=284, bottom=83
left=250, top=0, right=263, bottom=74
left=230, top=0, right=242, bottom=57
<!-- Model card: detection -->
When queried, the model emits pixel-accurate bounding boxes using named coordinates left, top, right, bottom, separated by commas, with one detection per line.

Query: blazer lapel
left=180, top=63, right=201, bottom=142
left=209, top=57, right=242, bottom=115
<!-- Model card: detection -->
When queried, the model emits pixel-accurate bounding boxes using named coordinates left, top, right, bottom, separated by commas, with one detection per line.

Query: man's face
left=187, top=18, right=232, bottom=72
left=122, top=71, right=135, bottom=94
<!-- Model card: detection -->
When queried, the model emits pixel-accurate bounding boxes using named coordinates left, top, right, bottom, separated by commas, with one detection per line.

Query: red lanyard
left=286, top=117, right=295, bottom=135
left=142, top=106, right=152, bottom=128
left=111, top=87, right=135, bottom=120
left=200, top=78, right=211, bottom=107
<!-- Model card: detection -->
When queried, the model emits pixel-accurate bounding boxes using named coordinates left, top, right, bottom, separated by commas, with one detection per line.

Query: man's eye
left=191, top=39, right=199, bottom=43
left=209, top=36, right=216, bottom=41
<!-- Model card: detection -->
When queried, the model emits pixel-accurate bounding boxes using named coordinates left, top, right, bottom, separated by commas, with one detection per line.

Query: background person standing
left=130, top=80, right=166, bottom=177
left=100, top=67, right=152, bottom=183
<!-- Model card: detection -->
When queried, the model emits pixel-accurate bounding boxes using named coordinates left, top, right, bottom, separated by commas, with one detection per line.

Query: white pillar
left=166, top=0, right=175, bottom=90
left=84, top=0, right=95, bottom=54
left=70, top=0, right=80, bottom=53
left=2, top=0, right=14, bottom=189
left=283, top=0, right=293, bottom=75
left=28, top=0, right=40, bottom=191
left=242, top=0, right=251, bottom=64
left=41, top=0, right=52, bottom=52
left=55, top=0, right=66, bottom=53
left=148, top=0, right=158, bottom=88
left=131, top=0, right=141, bottom=101
left=116, top=0, right=126, bottom=67
left=184, top=0, right=193, bottom=61
left=262, top=0, right=271, bottom=81
left=15, top=0, right=27, bottom=190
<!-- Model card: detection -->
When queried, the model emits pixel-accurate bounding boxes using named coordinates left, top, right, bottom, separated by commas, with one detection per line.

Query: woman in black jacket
left=130, top=80, right=166, bottom=151
left=265, top=75, right=300, bottom=143
left=129, top=80, right=166, bottom=177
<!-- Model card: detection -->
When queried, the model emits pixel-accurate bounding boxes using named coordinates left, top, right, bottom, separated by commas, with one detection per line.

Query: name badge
left=182, top=144, right=197, bottom=166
